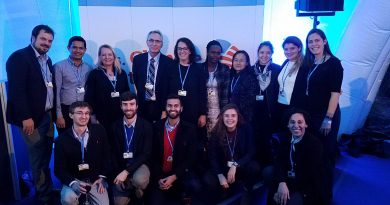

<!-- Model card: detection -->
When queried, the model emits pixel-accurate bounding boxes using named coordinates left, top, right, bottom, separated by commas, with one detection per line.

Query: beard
left=167, top=110, right=181, bottom=119
left=124, top=110, right=136, bottom=119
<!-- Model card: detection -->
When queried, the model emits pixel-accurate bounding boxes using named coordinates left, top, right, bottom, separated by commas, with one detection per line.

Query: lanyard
left=68, top=58, right=84, bottom=86
left=165, top=120, right=180, bottom=154
left=230, top=75, right=241, bottom=93
left=289, top=136, right=302, bottom=171
left=178, top=64, right=190, bottom=90
left=39, top=56, right=51, bottom=83
left=226, top=129, right=237, bottom=160
left=147, top=58, right=158, bottom=83
left=73, top=126, right=88, bottom=163
left=123, top=124, right=135, bottom=152
left=306, top=55, right=326, bottom=95
left=100, top=67, right=118, bottom=91
left=280, top=61, right=290, bottom=93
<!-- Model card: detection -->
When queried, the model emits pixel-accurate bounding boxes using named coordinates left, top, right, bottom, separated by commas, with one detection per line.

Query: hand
left=70, top=181, right=88, bottom=195
left=217, top=174, right=229, bottom=189
left=93, top=178, right=106, bottom=194
left=56, top=117, right=66, bottom=128
left=158, top=175, right=177, bottom=190
left=113, top=170, right=129, bottom=184
left=227, top=166, right=236, bottom=184
left=320, top=117, right=332, bottom=136
left=198, top=115, right=206, bottom=128
left=22, top=118, right=34, bottom=135
left=161, top=111, right=167, bottom=119
left=274, top=182, right=289, bottom=205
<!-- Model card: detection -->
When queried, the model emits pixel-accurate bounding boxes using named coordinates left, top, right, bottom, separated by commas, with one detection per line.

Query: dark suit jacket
left=151, top=119, right=198, bottom=180
left=54, top=124, right=111, bottom=186
left=6, top=45, right=55, bottom=127
left=111, top=116, right=153, bottom=177
left=280, top=60, right=309, bottom=109
left=133, top=53, right=173, bottom=111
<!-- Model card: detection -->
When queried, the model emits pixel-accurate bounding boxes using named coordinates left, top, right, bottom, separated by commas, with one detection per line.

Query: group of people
left=6, top=24, right=343, bottom=205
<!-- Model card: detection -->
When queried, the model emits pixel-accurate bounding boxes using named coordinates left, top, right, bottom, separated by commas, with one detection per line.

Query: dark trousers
left=18, top=112, right=54, bottom=204
left=56, top=104, right=72, bottom=134
left=139, top=100, right=162, bottom=123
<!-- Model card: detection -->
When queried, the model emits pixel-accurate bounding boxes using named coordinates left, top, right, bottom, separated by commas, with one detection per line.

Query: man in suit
left=148, top=94, right=201, bottom=205
left=111, top=91, right=152, bottom=205
left=6, top=24, right=56, bottom=204
left=132, top=30, right=173, bottom=123
left=54, top=101, right=110, bottom=205
left=54, top=36, right=92, bottom=134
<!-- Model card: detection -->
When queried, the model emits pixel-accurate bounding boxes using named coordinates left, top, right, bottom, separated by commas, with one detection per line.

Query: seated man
left=148, top=94, right=201, bottom=205
left=111, top=91, right=152, bottom=204
left=54, top=101, right=110, bottom=205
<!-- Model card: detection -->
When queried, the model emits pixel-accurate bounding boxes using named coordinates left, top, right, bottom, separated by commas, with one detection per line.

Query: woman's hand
left=227, top=165, right=237, bottom=184
left=320, top=117, right=332, bottom=136
left=217, top=174, right=229, bottom=189
left=274, top=182, right=290, bottom=205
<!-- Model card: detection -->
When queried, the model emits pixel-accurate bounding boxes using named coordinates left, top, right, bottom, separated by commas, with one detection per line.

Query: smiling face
left=287, top=113, right=308, bottom=138
left=223, top=108, right=238, bottom=132
left=258, top=45, right=272, bottom=65
left=32, top=30, right=53, bottom=55
left=177, top=41, right=191, bottom=63
left=207, top=45, right=222, bottom=64
left=68, top=40, right=86, bottom=61
left=166, top=98, right=183, bottom=119
left=99, top=47, right=115, bottom=67
left=283, top=43, right=301, bottom=62
left=70, top=107, right=91, bottom=127
left=147, top=32, right=163, bottom=56
left=308, top=33, right=327, bottom=57
left=232, top=53, right=248, bottom=73
left=121, top=99, right=138, bottom=120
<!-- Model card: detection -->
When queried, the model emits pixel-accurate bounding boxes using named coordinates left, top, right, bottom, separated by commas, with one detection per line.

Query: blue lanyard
left=178, top=64, right=190, bottom=90
left=39, top=56, right=51, bottom=83
left=100, top=67, right=118, bottom=91
left=226, top=129, right=237, bottom=160
left=73, top=127, right=87, bottom=163
left=230, top=75, right=240, bottom=93
left=68, top=58, right=84, bottom=86
left=165, top=120, right=179, bottom=153
left=280, top=61, right=290, bottom=92
left=123, top=124, right=135, bottom=152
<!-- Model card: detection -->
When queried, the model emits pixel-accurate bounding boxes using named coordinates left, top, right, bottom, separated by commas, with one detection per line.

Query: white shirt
left=278, top=61, right=298, bottom=105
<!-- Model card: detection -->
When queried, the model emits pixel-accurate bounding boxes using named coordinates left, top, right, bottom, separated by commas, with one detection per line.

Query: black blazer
left=280, top=60, right=308, bottom=109
left=6, top=45, right=55, bottom=127
left=111, top=116, right=153, bottom=177
left=133, top=53, right=173, bottom=111
left=151, top=119, right=198, bottom=180
left=54, top=124, right=111, bottom=186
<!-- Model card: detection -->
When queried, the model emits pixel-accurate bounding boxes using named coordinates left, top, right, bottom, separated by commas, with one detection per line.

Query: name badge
left=111, top=91, right=120, bottom=98
left=287, top=170, right=295, bottom=178
left=256, top=95, right=264, bottom=101
left=227, top=161, right=234, bottom=168
left=47, top=82, right=54, bottom=88
left=178, top=90, right=187, bottom=96
left=167, top=156, right=173, bottom=162
left=208, top=89, right=216, bottom=97
left=78, top=163, right=90, bottom=171
left=123, top=152, right=133, bottom=159
left=76, top=87, right=85, bottom=94
left=145, top=83, right=154, bottom=90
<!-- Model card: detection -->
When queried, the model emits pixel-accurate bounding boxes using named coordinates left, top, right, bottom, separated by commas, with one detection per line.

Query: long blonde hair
left=282, top=36, right=304, bottom=75
left=97, top=44, right=122, bottom=74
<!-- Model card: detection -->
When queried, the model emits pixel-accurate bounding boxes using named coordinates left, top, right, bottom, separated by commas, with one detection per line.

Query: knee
left=61, top=190, right=78, bottom=205
left=262, top=165, right=275, bottom=185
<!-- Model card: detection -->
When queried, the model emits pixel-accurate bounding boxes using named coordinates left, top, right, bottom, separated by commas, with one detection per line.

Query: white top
left=277, top=61, right=298, bottom=105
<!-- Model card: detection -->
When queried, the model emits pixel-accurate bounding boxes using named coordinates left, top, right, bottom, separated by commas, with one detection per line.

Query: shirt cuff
left=69, top=180, right=78, bottom=187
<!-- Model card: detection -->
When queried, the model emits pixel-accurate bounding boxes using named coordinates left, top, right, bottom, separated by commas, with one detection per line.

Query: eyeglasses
left=73, top=111, right=90, bottom=116
left=177, top=47, right=189, bottom=52
left=147, top=39, right=162, bottom=44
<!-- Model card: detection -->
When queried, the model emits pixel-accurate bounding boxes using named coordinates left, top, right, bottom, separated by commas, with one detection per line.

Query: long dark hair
left=231, top=50, right=251, bottom=73
left=174, top=37, right=197, bottom=64
left=303, top=28, right=335, bottom=68
left=282, top=36, right=304, bottom=75
left=211, top=103, right=245, bottom=145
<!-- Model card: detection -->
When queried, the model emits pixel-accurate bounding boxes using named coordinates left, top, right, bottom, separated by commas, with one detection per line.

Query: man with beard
left=132, top=30, right=173, bottom=123
left=148, top=94, right=200, bottom=205
left=6, top=24, right=55, bottom=204
left=54, top=101, right=110, bottom=205
left=110, top=91, right=152, bottom=204
left=54, top=36, right=93, bottom=134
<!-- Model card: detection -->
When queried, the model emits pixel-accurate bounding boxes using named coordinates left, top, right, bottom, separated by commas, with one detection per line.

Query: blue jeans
left=18, top=112, right=54, bottom=204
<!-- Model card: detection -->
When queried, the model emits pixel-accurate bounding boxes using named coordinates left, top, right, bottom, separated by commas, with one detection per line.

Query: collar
left=31, top=44, right=48, bottom=60
left=123, top=115, right=137, bottom=128
left=291, top=135, right=303, bottom=145
left=148, top=52, right=160, bottom=62
left=67, top=57, right=83, bottom=67
left=72, top=126, right=89, bottom=140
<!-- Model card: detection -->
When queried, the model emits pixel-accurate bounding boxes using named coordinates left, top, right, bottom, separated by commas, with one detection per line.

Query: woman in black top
left=303, top=28, right=343, bottom=204
left=273, top=108, right=324, bottom=205
left=85, top=44, right=130, bottom=134
left=208, top=103, right=260, bottom=204
left=167, top=37, right=207, bottom=127
left=229, top=50, right=258, bottom=123
left=202, top=40, right=230, bottom=137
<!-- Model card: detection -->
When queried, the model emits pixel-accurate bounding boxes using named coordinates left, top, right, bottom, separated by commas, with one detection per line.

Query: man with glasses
left=54, top=101, right=110, bottom=205
left=132, top=30, right=173, bottom=123
left=54, top=36, right=92, bottom=134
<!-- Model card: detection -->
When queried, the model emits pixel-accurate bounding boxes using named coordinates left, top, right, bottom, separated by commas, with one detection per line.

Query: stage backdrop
left=78, top=0, right=265, bottom=72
